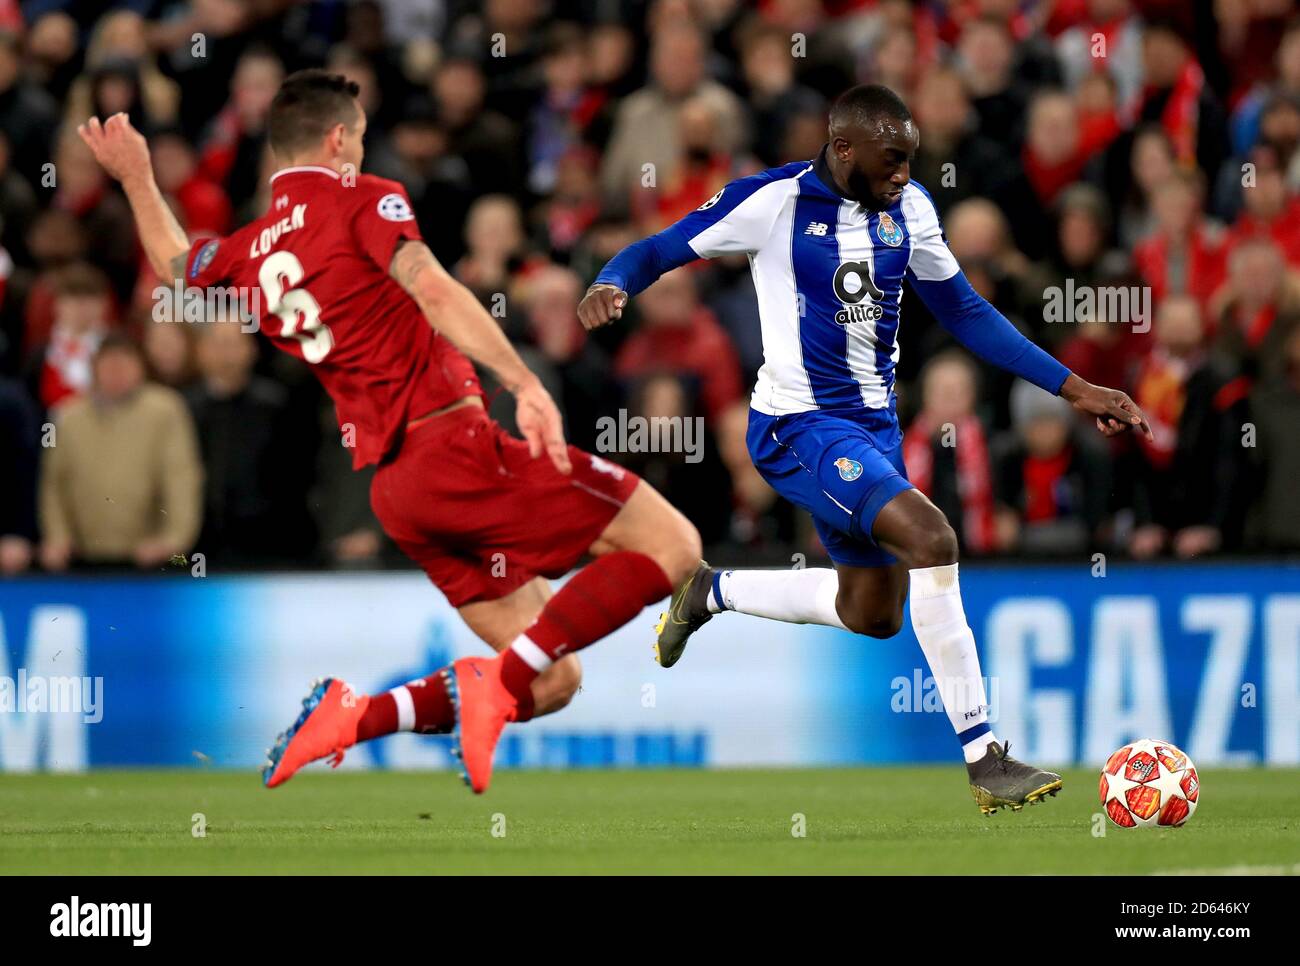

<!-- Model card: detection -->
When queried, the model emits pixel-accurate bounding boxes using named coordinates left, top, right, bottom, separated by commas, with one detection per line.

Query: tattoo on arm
left=169, top=251, right=188, bottom=283
left=389, top=239, right=438, bottom=295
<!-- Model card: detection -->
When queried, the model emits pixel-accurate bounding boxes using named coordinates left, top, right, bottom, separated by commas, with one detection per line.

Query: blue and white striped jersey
left=669, top=153, right=959, bottom=415
left=596, top=147, right=1069, bottom=410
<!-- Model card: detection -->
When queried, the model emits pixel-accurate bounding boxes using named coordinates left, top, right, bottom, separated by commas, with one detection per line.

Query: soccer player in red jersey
left=78, top=71, right=702, bottom=793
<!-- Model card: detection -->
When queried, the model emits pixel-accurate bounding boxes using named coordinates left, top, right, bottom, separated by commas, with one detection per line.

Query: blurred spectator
left=1055, top=0, right=1145, bottom=117
left=454, top=194, right=532, bottom=301
left=1209, top=237, right=1300, bottom=385
left=527, top=23, right=606, bottom=196
left=150, top=127, right=232, bottom=238
left=739, top=20, right=824, bottom=169
left=1128, top=295, right=1250, bottom=559
left=28, top=262, right=112, bottom=409
left=617, top=372, right=731, bottom=545
left=184, top=318, right=315, bottom=566
left=0, top=30, right=60, bottom=188
left=993, top=381, right=1111, bottom=555
left=641, top=94, right=735, bottom=231
left=1224, top=145, right=1300, bottom=267
left=49, top=126, right=137, bottom=300
left=599, top=22, right=746, bottom=212
left=517, top=264, right=615, bottom=452
left=432, top=56, right=524, bottom=201
left=0, top=374, right=38, bottom=573
left=615, top=268, right=742, bottom=425
left=957, top=17, right=1031, bottom=150
left=903, top=352, right=996, bottom=555
left=0, top=128, right=38, bottom=264
left=142, top=316, right=197, bottom=390
left=1137, top=20, right=1229, bottom=181
left=1248, top=325, right=1300, bottom=550
left=198, top=46, right=283, bottom=216
left=63, top=10, right=180, bottom=132
left=25, top=13, right=81, bottom=104
left=39, top=335, right=202, bottom=570
left=910, top=65, right=1030, bottom=247
left=1115, top=124, right=1178, bottom=250
left=1133, top=169, right=1228, bottom=312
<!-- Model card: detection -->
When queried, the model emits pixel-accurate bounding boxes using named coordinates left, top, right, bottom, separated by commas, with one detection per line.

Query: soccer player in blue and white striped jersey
left=580, top=85, right=1152, bottom=813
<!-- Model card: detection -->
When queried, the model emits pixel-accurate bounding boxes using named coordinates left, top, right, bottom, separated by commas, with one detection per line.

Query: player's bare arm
left=77, top=113, right=190, bottom=282
left=577, top=283, right=628, bottom=331
left=389, top=238, right=572, bottom=474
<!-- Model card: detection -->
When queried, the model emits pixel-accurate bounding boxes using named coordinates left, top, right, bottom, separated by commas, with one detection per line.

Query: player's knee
left=843, top=604, right=904, bottom=639
left=904, top=520, right=959, bottom=570
left=652, top=517, right=702, bottom=587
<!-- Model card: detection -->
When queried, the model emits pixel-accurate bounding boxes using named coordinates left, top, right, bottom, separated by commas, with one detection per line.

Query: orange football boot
left=262, top=678, right=369, bottom=788
left=443, top=656, right=521, bottom=794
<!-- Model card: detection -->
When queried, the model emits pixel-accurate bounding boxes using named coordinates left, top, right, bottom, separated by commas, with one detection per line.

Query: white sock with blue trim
left=706, top=568, right=847, bottom=629
left=908, top=563, right=997, bottom=764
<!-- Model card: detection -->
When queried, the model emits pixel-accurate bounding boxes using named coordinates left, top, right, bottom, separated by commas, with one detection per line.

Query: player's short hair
left=829, top=84, right=912, bottom=136
left=268, top=69, right=361, bottom=157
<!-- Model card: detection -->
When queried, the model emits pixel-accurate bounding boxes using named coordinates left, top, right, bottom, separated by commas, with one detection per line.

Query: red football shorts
left=370, top=404, right=640, bottom=607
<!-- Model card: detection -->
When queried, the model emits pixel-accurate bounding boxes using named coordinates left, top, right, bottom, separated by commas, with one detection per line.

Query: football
left=1099, top=739, right=1201, bottom=829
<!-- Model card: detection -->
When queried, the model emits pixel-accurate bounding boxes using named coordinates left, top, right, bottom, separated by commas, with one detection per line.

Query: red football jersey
left=184, top=165, right=482, bottom=468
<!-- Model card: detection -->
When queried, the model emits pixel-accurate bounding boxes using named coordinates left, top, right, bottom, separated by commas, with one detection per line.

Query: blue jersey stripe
left=791, top=189, right=861, bottom=409
left=867, top=206, right=911, bottom=391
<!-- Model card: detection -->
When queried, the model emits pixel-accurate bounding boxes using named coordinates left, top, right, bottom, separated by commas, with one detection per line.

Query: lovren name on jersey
left=184, top=166, right=481, bottom=468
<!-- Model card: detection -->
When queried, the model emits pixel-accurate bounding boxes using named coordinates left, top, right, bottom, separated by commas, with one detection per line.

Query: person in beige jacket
left=39, top=333, right=203, bottom=570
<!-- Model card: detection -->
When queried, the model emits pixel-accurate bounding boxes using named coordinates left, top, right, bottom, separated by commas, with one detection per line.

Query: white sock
left=908, top=563, right=997, bottom=764
left=708, top=568, right=847, bottom=629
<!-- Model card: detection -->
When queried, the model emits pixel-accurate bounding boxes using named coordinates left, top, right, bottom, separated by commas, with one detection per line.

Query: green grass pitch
left=2, top=767, right=1297, bottom=874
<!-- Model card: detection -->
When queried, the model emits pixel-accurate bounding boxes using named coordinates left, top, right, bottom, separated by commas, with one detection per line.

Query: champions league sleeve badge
left=876, top=212, right=904, bottom=247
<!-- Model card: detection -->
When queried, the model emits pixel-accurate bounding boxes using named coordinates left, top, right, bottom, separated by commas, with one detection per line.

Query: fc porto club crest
left=876, top=212, right=904, bottom=247
left=834, top=457, right=863, bottom=482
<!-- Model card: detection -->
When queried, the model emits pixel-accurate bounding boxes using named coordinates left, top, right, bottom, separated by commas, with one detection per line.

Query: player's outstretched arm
left=911, top=271, right=1152, bottom=440
left=77, top=113, right=190, bottom=282
left=389, top=239, right=571, bottom=474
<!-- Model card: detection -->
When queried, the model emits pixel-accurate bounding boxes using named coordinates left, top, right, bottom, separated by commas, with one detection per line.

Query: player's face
left=834, top=119, right=919, bottom=210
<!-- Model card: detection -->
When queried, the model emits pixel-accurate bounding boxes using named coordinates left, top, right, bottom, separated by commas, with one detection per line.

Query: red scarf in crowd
left=903, top=413, right=995, bottom=553
left=1151, top=58, right=1204, bottom=166
left=40, top=325, right=103, bottom=408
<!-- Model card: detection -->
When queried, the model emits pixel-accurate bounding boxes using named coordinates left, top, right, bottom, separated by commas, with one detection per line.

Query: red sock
left=499, top=551, right=673, bottom=714
left=356, top=672, right=454, bottom=741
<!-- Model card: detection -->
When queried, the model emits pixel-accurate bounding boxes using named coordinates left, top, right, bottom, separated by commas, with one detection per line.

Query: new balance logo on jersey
left=804, top=222, right=828, bottom=236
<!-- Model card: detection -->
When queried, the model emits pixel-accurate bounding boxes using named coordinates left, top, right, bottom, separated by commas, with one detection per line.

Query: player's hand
left=1059, top=374, right=1153, bottom=440
left=77, top=113, right=151, bottom=186
left=513, top=377, right=572, bottom=475
left=578, top=284, right=628, bottom=331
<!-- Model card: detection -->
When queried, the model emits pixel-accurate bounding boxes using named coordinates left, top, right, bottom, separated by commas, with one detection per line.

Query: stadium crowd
left=1, top=0, right=1298, bottom=576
